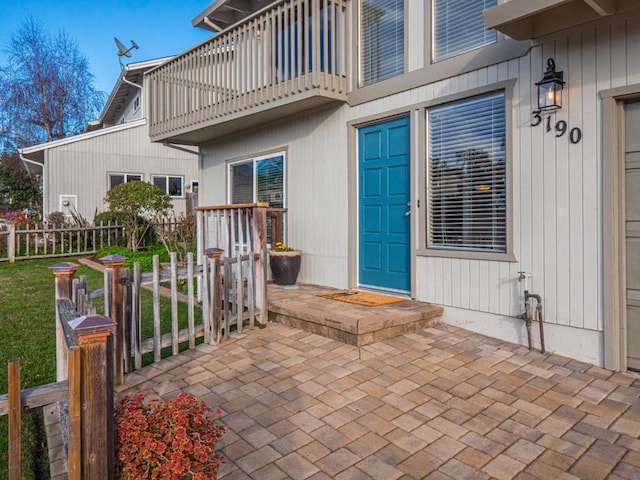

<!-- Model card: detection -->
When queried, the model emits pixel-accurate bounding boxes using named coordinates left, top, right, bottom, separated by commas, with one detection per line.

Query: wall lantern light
left=535, top=58, right=564, bottom=111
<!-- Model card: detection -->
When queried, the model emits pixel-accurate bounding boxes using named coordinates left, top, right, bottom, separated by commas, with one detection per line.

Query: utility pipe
left=18, top=151, right=46, bottom=219
left=518, top=272, right=545, bottom=354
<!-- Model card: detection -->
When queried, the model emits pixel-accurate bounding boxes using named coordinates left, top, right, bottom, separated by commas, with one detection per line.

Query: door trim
left=601, top=83, right=640, bottom=371
left=347, top=107, right=416, bottom=297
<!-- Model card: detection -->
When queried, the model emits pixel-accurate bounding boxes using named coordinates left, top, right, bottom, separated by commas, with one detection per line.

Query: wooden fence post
left=253, top=205, right=268, bottom=325
left=50, top=262, right=79, bottom=381
left=68, top=314, right=116, bottom=480
left=205, top=248, right=224, bottom=343
left=8, top=223, right=16, bottom=263
left=100, top=255, right=126, bottom=386
left=8, top=359, right=21, bottom=480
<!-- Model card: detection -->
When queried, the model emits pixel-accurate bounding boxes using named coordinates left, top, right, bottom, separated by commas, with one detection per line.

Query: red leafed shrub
left=114, top=392, right=226, bottom=480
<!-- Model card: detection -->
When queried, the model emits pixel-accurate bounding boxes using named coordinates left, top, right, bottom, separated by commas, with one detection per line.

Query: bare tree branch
left=0, top=17, right=107, bottom=152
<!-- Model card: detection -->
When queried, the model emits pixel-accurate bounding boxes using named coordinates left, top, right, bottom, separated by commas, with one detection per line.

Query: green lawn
left=0, top=255, right=201, bottom=478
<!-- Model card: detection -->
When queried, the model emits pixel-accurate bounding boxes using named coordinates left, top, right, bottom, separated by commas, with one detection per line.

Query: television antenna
left=114, top=37, right=139, bottom=68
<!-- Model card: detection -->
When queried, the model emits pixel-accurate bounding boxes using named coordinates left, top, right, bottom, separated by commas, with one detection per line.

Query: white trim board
left=441, top=306, right=604, bottom=367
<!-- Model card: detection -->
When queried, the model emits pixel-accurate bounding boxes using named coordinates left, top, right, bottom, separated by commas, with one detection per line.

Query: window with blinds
left=360, top=0, right=404, bottom=86
left=428, top=92, right=506, bottom=252
left=433, top=0, right=497, bottom=62
left=229, top=154, right=285, bottom=245
left=229, top=154, right=285, bottom=207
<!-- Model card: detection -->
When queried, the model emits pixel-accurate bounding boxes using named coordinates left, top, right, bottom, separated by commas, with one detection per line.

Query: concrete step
left=268, top=284, right=443, bottom=346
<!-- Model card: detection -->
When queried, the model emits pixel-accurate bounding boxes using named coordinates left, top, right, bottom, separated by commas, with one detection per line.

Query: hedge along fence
left=0, top=222, right=126, bottom=263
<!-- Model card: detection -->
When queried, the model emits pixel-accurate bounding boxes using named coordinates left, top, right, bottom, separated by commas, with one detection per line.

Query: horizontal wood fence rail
left=0, top=377, right=68, bottom=417
left=147, top=0, right=351, bottom=139
left=0, top=222, right=125, bottom=263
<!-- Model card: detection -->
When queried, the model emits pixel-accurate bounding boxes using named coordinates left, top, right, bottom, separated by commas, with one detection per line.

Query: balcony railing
left=148, top=0, right=351, bottom=143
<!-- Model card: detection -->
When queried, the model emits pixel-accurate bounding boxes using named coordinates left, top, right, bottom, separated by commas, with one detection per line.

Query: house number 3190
left=531, top=110, right=582, bottom=144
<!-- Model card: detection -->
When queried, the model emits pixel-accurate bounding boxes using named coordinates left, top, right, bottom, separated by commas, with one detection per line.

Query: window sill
left=417, top=248, right=517, bottom=263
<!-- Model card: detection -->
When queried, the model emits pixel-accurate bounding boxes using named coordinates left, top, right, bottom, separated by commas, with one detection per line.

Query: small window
left=360, top=0, right=404, bottom=86
left=133, top=95, right=140, bottom=111
left=228, top=153, right=286, bottom=246
left=433, top=0, right=497, bottom=62
left=109, top=173, right=142, bottom=189
left=228, top=154, right=285, bottom=208
left=152, top=175, right=184, bottom=198
left=427, top=91, right=506, bottom=253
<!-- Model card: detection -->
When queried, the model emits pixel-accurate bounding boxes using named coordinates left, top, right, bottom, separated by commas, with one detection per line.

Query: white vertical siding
left=200, top=105, right=350, bottom=288
left=347, top=19, right=640, bottom=332
left=45, top=125, right=198, bottom=221
left=197, top=15, right=640, bottom=352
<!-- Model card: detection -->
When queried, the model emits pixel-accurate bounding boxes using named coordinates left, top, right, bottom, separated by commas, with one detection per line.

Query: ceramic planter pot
left=269, top=250, right=302, bottom=286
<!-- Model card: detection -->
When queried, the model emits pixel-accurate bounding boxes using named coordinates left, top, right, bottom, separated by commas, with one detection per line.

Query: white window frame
left=431, top=0, right=498, bottom=63
left=108, top=172, right=143, bottom=190
left=226, top=151, right=287, bottom=207
left=152, top=175, right=184, bottom=198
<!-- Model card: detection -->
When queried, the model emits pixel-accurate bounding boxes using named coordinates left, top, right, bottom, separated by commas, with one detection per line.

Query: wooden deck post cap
left=100, top=254, right=127, bottom=266
left=205, top=247, right=225, bottom=259
left=68, top=314, right=117, bottom=333
left=49, top=262, right=80, bottom=276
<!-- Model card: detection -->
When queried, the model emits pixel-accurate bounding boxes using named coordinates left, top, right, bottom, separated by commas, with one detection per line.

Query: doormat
left=317, top=290, right=406, bottom=307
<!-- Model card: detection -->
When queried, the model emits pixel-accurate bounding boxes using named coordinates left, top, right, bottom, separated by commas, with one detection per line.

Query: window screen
left=428, top=92, right=506, bottom=252
left=433, top=0, right=497, bottom=62
left=360, top=0, right=404, bottom=86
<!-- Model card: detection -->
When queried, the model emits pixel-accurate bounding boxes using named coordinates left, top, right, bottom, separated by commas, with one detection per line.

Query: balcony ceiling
left=192, top=0, right=273, bottom=32
left=484, top=0, right=639, bottom=40
left=153, top=93, right=345, bottom=146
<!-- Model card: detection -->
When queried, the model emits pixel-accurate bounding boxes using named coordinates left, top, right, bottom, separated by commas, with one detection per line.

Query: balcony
left=147, top=0, right=351, bottom=145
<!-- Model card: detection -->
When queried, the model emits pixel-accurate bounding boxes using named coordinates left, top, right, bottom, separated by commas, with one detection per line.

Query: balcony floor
left=268, top=283, right=443, bottom=346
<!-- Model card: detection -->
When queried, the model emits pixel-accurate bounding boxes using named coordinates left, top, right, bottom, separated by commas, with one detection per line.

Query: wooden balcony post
left=100, top=255, right=126, bottom=386
left=68, top=314, right=116, bottom=480
left=50, top=262, right=79, bottom=381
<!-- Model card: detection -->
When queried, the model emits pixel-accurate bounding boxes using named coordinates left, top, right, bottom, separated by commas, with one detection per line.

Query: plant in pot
left=269, top=242, right=302, bottom=286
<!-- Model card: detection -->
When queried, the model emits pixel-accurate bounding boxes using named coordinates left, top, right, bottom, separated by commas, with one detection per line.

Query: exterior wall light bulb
left=535, top=58, right=564, bottom=111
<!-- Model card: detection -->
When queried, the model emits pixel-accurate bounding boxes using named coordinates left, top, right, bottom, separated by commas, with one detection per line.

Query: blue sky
left=1, top=0, right=215, bottom=93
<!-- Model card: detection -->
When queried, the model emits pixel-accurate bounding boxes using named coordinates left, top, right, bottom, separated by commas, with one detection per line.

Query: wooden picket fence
left=0, top=222, right=126, bottom=263
left=1, top=203, right=273, bottom=478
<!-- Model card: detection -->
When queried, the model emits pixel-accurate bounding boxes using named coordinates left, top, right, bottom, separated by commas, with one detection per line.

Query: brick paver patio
left=118, top=322, right=640, bottom=479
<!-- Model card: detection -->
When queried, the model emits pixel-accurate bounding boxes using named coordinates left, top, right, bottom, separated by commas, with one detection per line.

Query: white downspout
left=121, top=65, right=144, bottom=118
left=18, top=150, right=46, bottom=220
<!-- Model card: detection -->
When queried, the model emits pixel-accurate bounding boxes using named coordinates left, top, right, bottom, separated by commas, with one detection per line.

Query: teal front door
left=358, top=116, right=411, bottom=292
